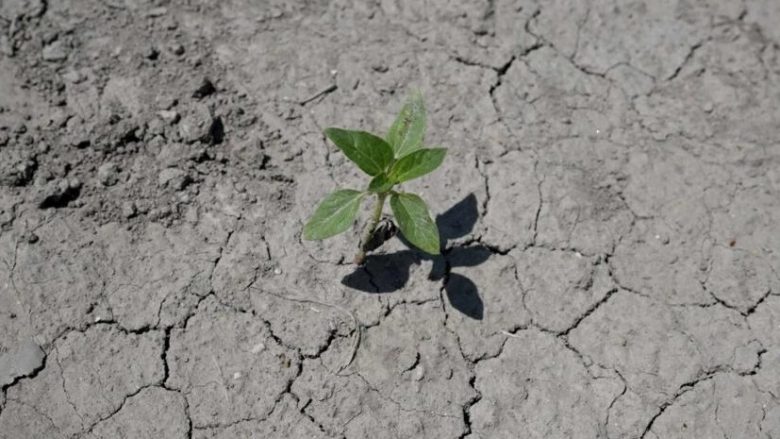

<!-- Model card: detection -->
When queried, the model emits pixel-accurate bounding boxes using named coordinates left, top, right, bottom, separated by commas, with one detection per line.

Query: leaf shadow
left=341, top=193, right=488, bottom=320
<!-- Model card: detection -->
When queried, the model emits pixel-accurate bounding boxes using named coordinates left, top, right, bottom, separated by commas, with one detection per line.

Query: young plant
left=303, top=91, right=446, bottom=264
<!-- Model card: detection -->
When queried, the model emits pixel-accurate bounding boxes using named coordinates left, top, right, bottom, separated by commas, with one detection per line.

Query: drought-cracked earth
left=1, top=0, right=780, bottom=437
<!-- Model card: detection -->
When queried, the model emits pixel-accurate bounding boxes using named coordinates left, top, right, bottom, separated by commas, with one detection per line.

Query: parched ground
left=1, top=0, right=779, bottom=437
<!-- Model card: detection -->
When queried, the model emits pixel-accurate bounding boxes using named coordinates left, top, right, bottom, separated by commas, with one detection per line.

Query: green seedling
left=303, top=91, right=446, bottom=265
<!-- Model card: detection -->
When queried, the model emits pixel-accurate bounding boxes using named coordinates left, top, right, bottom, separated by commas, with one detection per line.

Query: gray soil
left=1, top=0, right=779, bottom=438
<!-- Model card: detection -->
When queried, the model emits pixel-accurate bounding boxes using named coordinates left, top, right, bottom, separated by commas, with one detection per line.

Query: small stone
left=144, top=46, right=160, bottom=60
left=145, top=6, right=168, bottom=17
left=25, top=232, right=39, bottom=244
left=233, top=372, right=241, bottom=380
left=158, top=168, right=191, bottom=190
left=34, top=173, right=49, bottom=186
left=41, top=32, right=58, bottom=45
left=149, top=206, right=173, bottom=221
left=269, top=7, right=283, bottom=18
left=251, top=342, right=266, bottom=354
left=62, top=69, right=85, bottom=84
left=170, top=43, right=185, bottom=56
left=42, top=41, right=68, bottom=62
left=0, top=155, right=37, bottom=187
left=38, top=178, right=81, bottom=208
left=98, top=162, right=120, bottom=186
left=121, top=201, right=137, bottom=218
left=192, top=77, right=217, bottom=99
left=36, top=142, right=49, bottom=154
left=179, top=104, right=221, bottom=144
left=157, top=110, right=180, bottom=124
left=69, top=178, right=82, bottom=190
left=146, top=117, right=165, bottom=136
left=20, top=133, right=34, bottom=145
left=371, top=62, right=389, bottom=73
left=156, top=95, right=178, bottom=110
left=0, top=35, right=13, bottom=57
left=413, top=365, right=425, bottom=381
left=64, top=122, right=91, bottom=148
left=91, top=118, right=138, bottom=152
left=163, top=17, right=178, bottom=30
left=135, top=200, right=150, bottom=214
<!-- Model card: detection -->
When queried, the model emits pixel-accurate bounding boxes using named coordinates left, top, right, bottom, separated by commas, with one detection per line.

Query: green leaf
left=386, top=91, right=426, bottom=158
left=390, top=192, right=440, bottom=255
left=368, top=174, right=394, bottom=193
left=303, top=189, right=365, bottom=240
left=388, top=148, right=447, bottom=183
left=325, top=128, right=394, bottom=176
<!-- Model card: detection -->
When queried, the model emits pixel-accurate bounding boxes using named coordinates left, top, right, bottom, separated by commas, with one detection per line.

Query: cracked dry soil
left=1, top=0, right=779, bottom=438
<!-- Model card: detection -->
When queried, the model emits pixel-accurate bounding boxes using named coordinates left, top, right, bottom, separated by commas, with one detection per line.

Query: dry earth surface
left=1, top=0, right=780, bottom=438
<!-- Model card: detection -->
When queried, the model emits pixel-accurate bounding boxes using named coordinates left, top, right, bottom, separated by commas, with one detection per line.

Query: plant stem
left=354, top=192, right=387, bottom=265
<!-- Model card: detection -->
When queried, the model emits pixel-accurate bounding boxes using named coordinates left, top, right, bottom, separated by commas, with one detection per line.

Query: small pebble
left=98, top=162, right=120, bottom=186
left=157, top=110, right=180, bottom=124
left=413, top=365, right=425, bottom=381
left=42, top=41, right=68, bottom=62
left=156, top=95, right=178, bottom=110
left=121, top=201, right=137, bottom=218
left=62, top=69, right=85, bottom=84
left=163, top=17, right=178, bottom=30
left=145, top=7, right=168, bottom=17
left=251, top=342, right=266, bottom=354
left=0, top=35, right=13, bottom=57
left=144, top=46, right=160, bottom=60
left=170, top=43, right=185, bottom=56
left=146, top=118, right=165, bottom=136
left=135, top=200, right=150, bottom=214
left=158, top=168, right=191, bottom=190
left=192, top=77, right=216, bottom=99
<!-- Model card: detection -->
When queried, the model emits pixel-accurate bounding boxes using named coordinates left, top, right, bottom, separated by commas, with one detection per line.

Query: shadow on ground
left=342, top=194, right=489, bottom=320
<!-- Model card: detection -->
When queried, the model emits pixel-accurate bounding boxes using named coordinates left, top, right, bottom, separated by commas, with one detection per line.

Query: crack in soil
left=665, top=40, right=706, bottom=82
left=0, top=347, right=47, bottom=397
left=604, top=369, right=628, bottom=438
left=52, top=345, right=86, bottom=430
left=530, top=158, right=545, bottom=246
left=638, top=365, right=765, bottom=439
left=1, top=2, right=779, bottom=437
left=560, top=287, right=620, bottom=336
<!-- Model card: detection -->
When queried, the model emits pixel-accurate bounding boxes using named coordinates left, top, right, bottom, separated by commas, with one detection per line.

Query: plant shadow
left=342, top=193, right=488, bottom=320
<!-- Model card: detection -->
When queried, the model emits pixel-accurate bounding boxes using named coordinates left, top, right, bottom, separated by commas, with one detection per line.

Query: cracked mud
left=1, top=0, right=779, bottom=438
